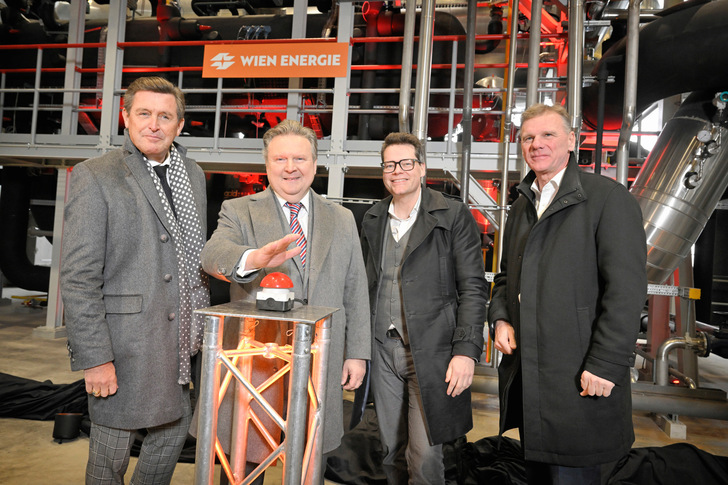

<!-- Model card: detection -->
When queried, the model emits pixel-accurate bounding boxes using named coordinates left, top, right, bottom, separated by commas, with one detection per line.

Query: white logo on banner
left=210, top=53, right=235, bottom=70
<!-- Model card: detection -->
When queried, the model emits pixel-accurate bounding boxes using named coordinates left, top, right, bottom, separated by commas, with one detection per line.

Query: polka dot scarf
left=146, top=145, right=210, bottom=384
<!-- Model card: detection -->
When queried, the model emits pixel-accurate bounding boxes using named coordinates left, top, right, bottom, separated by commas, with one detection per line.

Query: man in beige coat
left=198, top=120, right=370, bottom=478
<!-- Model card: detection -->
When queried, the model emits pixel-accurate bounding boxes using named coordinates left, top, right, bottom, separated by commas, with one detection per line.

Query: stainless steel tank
left=631, top=92, right=728, bottom=284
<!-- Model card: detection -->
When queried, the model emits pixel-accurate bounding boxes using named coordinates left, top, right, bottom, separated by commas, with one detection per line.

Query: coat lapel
left=306, top=191, right=334, bottom=298
left=361, top=196, right=391, bottom=280
left=403, top=188, right=446, bottom=262
left=121, top=136, right=176, bottom=238
left=517, top=154, right=587, bottom=221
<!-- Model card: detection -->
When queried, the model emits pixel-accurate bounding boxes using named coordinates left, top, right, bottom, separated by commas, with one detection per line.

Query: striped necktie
left=285, top=202, right=307, bottom=268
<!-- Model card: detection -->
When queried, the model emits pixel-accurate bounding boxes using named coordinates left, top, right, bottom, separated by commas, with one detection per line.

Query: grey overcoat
left=60, top=133, right=208, bottom=429
left=198, top=187, right=370, bottom=457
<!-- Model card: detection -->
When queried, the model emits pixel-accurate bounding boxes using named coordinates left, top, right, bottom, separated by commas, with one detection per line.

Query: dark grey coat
left=60, top=134, right=208, bottom=429
left=360, top=188, right=488, bottom=445
left=488, top=155, right=647, bottom=466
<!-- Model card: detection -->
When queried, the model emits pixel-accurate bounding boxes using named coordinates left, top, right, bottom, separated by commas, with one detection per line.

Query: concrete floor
left=1, top=288, right=727, bottom=484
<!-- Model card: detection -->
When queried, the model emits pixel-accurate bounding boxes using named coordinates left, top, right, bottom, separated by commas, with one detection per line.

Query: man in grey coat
left=359, top=132, right=488, bottom=484
left=199, top=119, right=370, bottom=475
left=61, top=76, right=210, bottom=484
left=489, top=104, right=647, bottom=484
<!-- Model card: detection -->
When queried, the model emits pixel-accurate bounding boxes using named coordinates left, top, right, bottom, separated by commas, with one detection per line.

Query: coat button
left=160, top=234, right=169, bottom=242
left=164, top=274, right=173, bottom=282
left=218, top=267, right=226, bottom=275
left=168, top=313, right=176, bottom=321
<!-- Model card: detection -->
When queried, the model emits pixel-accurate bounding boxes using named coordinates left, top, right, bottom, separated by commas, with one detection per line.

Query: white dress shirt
left=531, top=166, right=567, bottom=219
left=388, top=190, right=422, bottom=242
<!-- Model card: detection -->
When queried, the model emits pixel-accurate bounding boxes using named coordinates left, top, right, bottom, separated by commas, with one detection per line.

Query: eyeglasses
left=381, top=159, right=420, bottom=173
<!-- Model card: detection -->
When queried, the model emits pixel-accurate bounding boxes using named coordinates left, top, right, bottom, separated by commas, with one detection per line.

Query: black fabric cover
left=0, top=372, right=88, bottom=420
left=607, top=443, right=728, bottom=485
left=326, top=401, right=728, bottom=485
left=325, top=401, right=528, bottom=485
left=2, top=373, right=727, bottom=484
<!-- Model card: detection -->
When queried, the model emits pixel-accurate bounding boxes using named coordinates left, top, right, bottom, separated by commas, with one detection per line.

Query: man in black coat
left=488, top=104, right=647, bottom=484
left=360, top=132, right=488, bottom=484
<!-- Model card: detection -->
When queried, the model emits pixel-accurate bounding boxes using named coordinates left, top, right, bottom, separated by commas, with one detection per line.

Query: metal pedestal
left=193, top=301, right=337, bottom=485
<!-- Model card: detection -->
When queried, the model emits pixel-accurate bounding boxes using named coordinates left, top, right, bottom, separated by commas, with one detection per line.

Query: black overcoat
left=488, top=156, right=647, bottom=466
left=361, top=188, right=488, bottom=445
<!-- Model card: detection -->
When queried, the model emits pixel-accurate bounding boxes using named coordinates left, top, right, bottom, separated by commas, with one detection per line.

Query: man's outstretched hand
left=245, top=233, right=301, bottom=270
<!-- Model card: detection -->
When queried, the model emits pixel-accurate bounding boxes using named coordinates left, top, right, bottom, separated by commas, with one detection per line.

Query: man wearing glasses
left=359, top=132, right=488, bottom=484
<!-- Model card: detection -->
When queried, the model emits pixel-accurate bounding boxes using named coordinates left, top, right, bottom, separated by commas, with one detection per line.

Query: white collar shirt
left=531, top=166, right=567, bottom=219
left=274, top=190, right=311, bottom=238
left=388, top=190, right=422, bottom=242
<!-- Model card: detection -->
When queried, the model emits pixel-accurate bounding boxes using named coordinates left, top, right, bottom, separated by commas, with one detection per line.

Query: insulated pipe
left=398, top=0, right=416, bottom=133
left=458, top=0, right=477, bottom=202
left=567, top=0, right=584, bottom=139
left=615, top=0, right=642, bottom=187
left=496, top=0, right=521, bottom=271
left=412, top=0, right=435, bottom=143
left=631, top=92, right=728, bottom=285
left=583, top=0, right=728, bottom=131
left=525, top=0, right=543, bottom=108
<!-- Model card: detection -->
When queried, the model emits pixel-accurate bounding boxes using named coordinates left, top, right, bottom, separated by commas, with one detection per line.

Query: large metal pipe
left=567, top=0, right=584, bottom=137
left=458, top=0, right=477, bottom=202
left=615, top=0, right=642, bottom=187
left=525, top=0, right=543, bottom=107
left=412, top=0, right=436, bottom=143
left=654, top=337, right=688, bottom=387
left=471, top=375, right=728, bottom=420
left=631, top=91, right=728, bottom=285
left=631, top=387, right=728, bottom=421
left=398, top=0, right=417, bottom=133
left=495, top=0, right=520, bottom=271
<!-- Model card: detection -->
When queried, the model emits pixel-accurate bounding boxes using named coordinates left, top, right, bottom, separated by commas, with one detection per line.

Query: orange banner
left=202, top=43, right=349, bottom=78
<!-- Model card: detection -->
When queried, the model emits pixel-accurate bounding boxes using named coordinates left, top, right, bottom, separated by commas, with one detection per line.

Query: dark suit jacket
left=60, top=133, right=208, bottom=429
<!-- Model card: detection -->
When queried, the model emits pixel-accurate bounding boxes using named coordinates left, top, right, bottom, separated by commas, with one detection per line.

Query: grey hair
left=123, top=76, right=185, bottom=120
left=262, top=119, right=318, bottom=162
